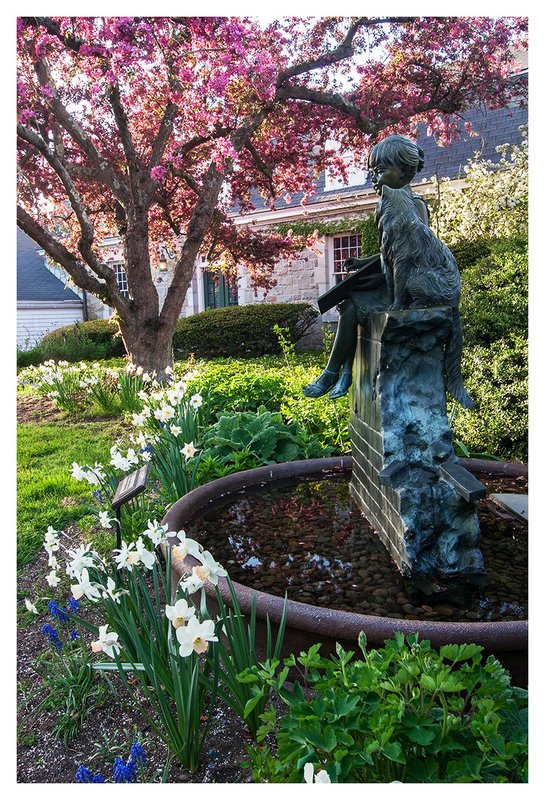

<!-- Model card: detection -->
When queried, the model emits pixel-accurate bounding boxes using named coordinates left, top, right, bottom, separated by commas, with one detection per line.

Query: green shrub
left=244, top=633, right=528, bottom=783
left=450, top=333, right=527, bottom=461
left=31, top=320, right=126, bottom=364
left=173, top=303, right=318, bottom=359
left=460, top=237, right=528, bottom=347
left=450, top=236, right=494, bottom=270
left=197, top=405, right=333, bottom=481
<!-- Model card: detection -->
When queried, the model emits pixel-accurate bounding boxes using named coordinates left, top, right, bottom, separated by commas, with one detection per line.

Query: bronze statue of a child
left=303, top=134, right=428, bottom=400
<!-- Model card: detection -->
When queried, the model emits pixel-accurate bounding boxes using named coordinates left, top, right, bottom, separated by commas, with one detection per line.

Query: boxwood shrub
left=173, top=302, right=318, bottom=358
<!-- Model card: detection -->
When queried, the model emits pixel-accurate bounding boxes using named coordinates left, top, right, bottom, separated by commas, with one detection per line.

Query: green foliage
left=184, top=357, right=287, bottom=417
left=32, top=641, right=109, bottom=745
left=273, top=216, right=379, bottom=258
left=183, top=354, right=351, bottom=455
left=197, top=406, right=333, bottom=480
left=450, top=333, right=528, bottom=461
left=173, top=302, right=318, bottom=359
left=448, top=234, right=528, bottom=461
left=18, top=320, right=126, bottom=367
left=460, top=237, right=528, bottom=347
left=244, top=634, right=528, bottom=783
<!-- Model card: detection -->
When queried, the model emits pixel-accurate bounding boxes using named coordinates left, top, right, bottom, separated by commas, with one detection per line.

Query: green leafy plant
left=32, top=636, right=110, bottom=745
left=198, top=406, right=332, bottom=477
left=207, top=576, right=288, bottom=736
left=243, top=633, right=528, bottom=783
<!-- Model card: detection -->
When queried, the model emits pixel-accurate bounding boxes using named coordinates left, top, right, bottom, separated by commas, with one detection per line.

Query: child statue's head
left=367, top=134, right=425, bottom=194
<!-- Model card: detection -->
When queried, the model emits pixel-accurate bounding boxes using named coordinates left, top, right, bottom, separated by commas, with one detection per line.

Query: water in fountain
left=186, top=475, right=527, bottom=623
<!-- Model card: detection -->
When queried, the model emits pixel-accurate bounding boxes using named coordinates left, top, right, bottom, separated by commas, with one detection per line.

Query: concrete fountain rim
left=162, top=456, right=527, bottom=654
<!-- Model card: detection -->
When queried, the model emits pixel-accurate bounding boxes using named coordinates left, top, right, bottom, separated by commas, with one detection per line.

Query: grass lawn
left=17, top=419, right=125, bottom=566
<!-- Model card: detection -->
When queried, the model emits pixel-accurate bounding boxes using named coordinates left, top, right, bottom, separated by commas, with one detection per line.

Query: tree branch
left=149, top=101, right=179, bottom=170
left=275, top=85, right=379, bottom=134
left=17, top=205, right=120, bottom=307
left=33, top=58, right=130, bottom=206
left=17, top=123, right=127, bottom=307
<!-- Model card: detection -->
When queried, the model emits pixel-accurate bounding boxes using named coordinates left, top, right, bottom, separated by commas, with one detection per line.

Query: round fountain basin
left=162, top=457, right=528, bottom=687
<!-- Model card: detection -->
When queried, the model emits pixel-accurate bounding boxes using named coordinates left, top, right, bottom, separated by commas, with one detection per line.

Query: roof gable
left=17, top=228, right=81, bottom=302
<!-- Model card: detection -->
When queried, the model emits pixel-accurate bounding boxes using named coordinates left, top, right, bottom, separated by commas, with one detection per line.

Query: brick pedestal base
left=349, top=308, right=485, bottom=578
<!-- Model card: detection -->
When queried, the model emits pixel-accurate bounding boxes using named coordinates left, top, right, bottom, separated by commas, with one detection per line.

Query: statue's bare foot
left=329, top=369, right=352, bottom=400
left=302, top=369, right=339, bottom=398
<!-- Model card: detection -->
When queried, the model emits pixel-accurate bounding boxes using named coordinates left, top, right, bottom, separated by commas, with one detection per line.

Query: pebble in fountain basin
left=162, top=457, right=528, bottom=687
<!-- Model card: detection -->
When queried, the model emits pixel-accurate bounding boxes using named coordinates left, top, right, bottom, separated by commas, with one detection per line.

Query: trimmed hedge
left=173, top=302, right=318, bottom=358
left=17, top=319, right=126, bottom=367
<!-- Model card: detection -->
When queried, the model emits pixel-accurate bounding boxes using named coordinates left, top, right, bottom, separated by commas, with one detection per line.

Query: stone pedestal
left=349, top=307, right=485, bottom=578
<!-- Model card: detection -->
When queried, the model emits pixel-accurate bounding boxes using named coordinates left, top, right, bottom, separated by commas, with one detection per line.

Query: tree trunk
left=119, top=317, right=175, bottom=381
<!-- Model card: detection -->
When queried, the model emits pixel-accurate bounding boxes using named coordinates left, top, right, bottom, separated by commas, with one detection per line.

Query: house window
left=112, top=262, right=129, bottom=298
left=203, top=270, right=238, bottom=309
left=332, top=234, right=362, bottom=284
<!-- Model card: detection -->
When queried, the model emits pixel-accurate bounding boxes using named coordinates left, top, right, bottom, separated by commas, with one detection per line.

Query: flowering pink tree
left=17, top=16, right=527, bottom=375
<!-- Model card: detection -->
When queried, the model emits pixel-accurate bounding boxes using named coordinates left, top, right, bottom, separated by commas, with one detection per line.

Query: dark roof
left=17, top=228, right=81, bottom=302
left=240, top=103, right=527, bottom=212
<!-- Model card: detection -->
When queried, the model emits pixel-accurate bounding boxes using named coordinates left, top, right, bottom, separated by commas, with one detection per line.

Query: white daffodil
left=110, top=451, right=131, bottom=471
left=165, top=365, right=174, bottom=376
left=101, top=576, right=125, bottom=604
left=65, top=545, right=95, bottom=577
left=165, top=598, right=196, bottom=629
left=71, top=461, right=87, bottom=481
left=25, top=598, right=38, bottom=614
left=145, top=519, right=168, bottom=547
left=151, top=390, right=164, bottom=402
left=303, top=763, right=331, bottom=784
left=98, top=511, right=113, bottom=529
left=44, top=527, right=60, bottom=553
left=46, top=570, right=60, bottom=588
left=135, top=537, right=156, bottom=570
left=170, top=424, right=182, bottom=437
left=137, top=391, right=149, bottom=402
left=132, top=411, right=147, bottom=427
left=47, top=554, right=58, bottom=569
left=154, top=405, right=175, bottom=422
left=126, top=448, right=139, bottom=465
left=179, top=571, right=205, bottom=595
left=194, top=550, right=228, bottom=586
left=83, top=469, right=101, bottom=485
left=141, top=450, right=152, bottom=462
left=71, top=568, right=102, bottom=601
left=176, top=617, right=218, bottom=657
left=114, top=541, right=141, bottom=571
left=172, top=530, right=201, bottom=559
left=180, top=441, right=197, bottom=460
left=167, top=388, right=183, bottom=405
left=91, top=624, right=121, bottom=658
left=190, top=393, right=203, bottom=409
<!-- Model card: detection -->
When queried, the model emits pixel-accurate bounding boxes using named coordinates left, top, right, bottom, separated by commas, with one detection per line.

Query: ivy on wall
left=272, top=215, right=380, bottom=258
